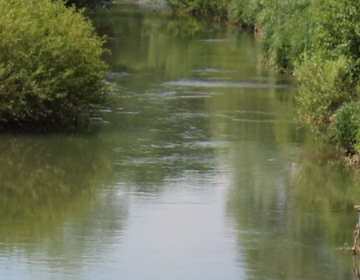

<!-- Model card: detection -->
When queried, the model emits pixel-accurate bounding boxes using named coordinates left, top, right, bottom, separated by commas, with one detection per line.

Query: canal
left=0, top=6, right=360, bottom=280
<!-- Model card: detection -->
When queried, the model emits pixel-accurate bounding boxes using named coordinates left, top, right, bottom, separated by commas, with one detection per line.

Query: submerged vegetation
left=0, top=0, right=109, bottom=129
left=165, top=0, right=360, bottom=159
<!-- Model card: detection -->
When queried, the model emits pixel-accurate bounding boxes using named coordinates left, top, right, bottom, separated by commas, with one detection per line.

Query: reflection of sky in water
left=81, top=166, right=244, bottom=280
left=0, top=158, right=245, bottom=280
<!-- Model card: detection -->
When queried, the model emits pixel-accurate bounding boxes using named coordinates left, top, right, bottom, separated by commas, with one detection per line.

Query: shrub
left=0, top=0, right=109, bottom=127
left=227, top=0, right=262, bottom=27
left=258, top=0, right=313, bottom=70
left=294, top=55, right=357, bottom=132
left=328, top=101, right=360, bottom=152
left=312, top=0, right=360, bottom=66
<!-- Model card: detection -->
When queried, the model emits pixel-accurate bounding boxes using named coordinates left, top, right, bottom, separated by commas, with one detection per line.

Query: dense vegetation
left=63, top=0, right=113, bottom=10
left=167, top=0, right=360, bottom=157
left=0, top=0, right=109, bottom=129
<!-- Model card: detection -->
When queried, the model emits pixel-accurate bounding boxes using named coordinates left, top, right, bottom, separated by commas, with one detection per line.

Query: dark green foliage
left=63, top=0, right=113, bottom=10
left=0, top=0, right=109, bottom=127
left=328, top=101, right=360, bottom=152
left=227, top=0, right=262, bottom=27
left=312, top=0, right=360, bottom=64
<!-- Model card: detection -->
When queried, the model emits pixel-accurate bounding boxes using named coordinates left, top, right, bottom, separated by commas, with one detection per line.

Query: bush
left=312, top=0, right=360, bottom=66
left=258, top=0, right=313, bottom=70
left=227, top=0, right=262, bottom=27
left=328, top=101, right=360, bottom=152
left=0, top=0, right=109, bottom=127
left=294, top=55, right=357, bottom=132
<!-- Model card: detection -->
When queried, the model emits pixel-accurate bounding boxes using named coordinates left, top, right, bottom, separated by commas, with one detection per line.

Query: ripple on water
left=192, top=68, right=237, bottom=73
left=163, top=79, right=288, bottom=88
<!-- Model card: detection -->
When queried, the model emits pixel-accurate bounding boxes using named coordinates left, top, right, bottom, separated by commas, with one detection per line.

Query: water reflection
left=227, top=134, right=359, bottom=279
left=0, top=134, right=126, bottom=272
left=0, top=5, right=357, bottom=280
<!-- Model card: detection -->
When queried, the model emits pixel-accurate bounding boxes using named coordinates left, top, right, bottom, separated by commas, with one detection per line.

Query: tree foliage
left=0, top=0, right=109, bottom=128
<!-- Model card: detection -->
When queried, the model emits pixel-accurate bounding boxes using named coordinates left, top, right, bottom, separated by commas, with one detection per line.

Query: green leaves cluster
left=258, top=0, right=313, bottom=70
left=227, top=0, right=262, bottom=26
left=294, top=55, right=356, bottom=133
left=0, top=0, right=109, bottom=127
left=328, top=101, right=360, bottom=152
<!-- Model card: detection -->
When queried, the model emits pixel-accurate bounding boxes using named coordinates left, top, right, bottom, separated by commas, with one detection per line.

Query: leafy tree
left=0, top=0, right=110, bottom=128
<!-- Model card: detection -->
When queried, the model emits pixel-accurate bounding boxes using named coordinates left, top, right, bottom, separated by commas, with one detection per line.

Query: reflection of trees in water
left=102, top=93, right=217, bottom=192
left=226, top=134, right=358, bottom=279
left=0, top=133, right=127, bottom=265
left=292, top=139, right=359, bottom=244
left=92, top=7, right=212, bottom=86
left=92, top=7, right=268, bottom=91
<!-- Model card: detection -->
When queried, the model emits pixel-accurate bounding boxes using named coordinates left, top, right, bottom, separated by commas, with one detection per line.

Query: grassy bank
left=166, top=0, right=360, bottom=157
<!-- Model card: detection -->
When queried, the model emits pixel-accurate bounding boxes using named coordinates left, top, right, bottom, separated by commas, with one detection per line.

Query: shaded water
left=1, top=6, right=360, bottom=280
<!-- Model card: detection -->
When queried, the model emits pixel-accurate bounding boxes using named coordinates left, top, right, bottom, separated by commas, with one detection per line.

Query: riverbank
left=165, top=0, right=360, bottom=159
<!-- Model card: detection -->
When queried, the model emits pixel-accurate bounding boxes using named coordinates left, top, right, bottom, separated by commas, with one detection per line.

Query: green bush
left=0, top=0, right=109, bottom=127
left=227, top=0, right=262, bottom=27
left=258, top=0, right=313, bottom=70
left=312, top=0, right=360, bottom=65
left=294, top=55, right=357, bottom=133
left=328, top=101, right=360, bottom=152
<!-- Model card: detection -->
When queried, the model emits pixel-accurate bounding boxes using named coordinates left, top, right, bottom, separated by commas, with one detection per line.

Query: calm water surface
left=1, top=7, right=360, bottom=280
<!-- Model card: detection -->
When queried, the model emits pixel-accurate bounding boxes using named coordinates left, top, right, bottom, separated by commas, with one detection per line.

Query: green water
left=0, top=7, right=359, bottom=280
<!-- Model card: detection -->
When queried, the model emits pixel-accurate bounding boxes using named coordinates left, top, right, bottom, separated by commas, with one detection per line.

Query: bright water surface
left=1, top=6, right=360, bottom=280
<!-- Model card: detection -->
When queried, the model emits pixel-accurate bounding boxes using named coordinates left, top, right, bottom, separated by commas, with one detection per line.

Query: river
left=0, top=5, right=359, bottom=280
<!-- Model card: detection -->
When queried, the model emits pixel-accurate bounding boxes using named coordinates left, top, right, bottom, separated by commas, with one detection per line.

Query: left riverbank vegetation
left=63, top=0, right=113, bottom=10
left=0, top=0, right=111, bottom=131
left=165, top=0, right=360, bottom=160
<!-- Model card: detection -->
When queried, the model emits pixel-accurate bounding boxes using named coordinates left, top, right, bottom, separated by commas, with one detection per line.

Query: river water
left=1, top=6, right=360, bottom=280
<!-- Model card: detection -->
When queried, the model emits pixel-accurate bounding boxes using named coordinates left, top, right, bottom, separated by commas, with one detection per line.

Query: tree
left=0, top=0, right=110, bottom=128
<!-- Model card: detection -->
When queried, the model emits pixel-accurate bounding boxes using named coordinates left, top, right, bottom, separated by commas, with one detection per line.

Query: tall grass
left=258, top=0, right=313, bottom=71
left=227, top=0, right=262, bottom=27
